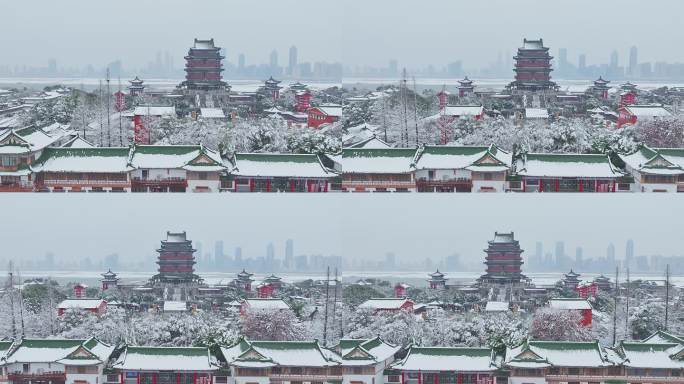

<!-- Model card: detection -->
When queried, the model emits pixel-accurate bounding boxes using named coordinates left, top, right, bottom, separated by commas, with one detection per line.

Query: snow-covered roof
left=346, top=135, right=391, bottom=149
left=58, top=298, right=105, bottom=310
left=484, top=301, right=509, bottom=312
left=200, top=108, right=226, bottom=119
left=243, top=298, right=291, bottom=310
left=342, top=148, right=416, bottom=174
left=337, top=337, right=400, bottom=364
left=313, top=104, right=342, bottom=117
left=221, top=339, right=339, bottom=368
left=232, top=153, right=334, bottom=178
left=113, top=346, right=218, bottom=371
left=442, top=105, right=484, bottom=117
left=525, top=108, right=550, bottom=119
left=133, top=106, right=176, bottom=116
left=548, top=298, right=592, bottom=310
left=614, top=342, right=684, bottom=369
left=61, top=135, right=95, bottom=148
left=506, top=340, right=610, bottom=368
left=358, top=298, right=412, bottom=310
left=6, top=338, right=113, bottom=365
left=130, top=145, right=224, bottom=171
left=393, top=346, right=496, bottom=372
left=414, top=145, right=511, bottom=171
left=0, top=124, right=72, bottom=153
left=32, top=147, right=132, bottom=173
left=619, top=146, right=684, bottom=175
left=516, top=153, right=622, bottom=178
left=623, top=105, right=672, bottom=118
left=163, top=301, right=187, bottom=312
left=642, top=331, right=684, bottom=345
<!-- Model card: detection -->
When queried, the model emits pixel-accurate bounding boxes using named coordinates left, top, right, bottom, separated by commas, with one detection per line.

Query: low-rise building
left=308, top=104, right=342, bottom=129
left=227, top=153, right=336, bottom=192
left=413, top=145, right=511, bottom=192
left=617, top=104, right=672, bottom=128
left=619, top=146, right=684, bottom=192
left=358, top=298, right=414, bottom=312
left=110, top=346, right=218, bottom=384
left=5, top=338, right=114, bottom=384
left=548, top=298, right=593, bottom=326
left=510, top=153, right=627, bottom=192
left=390, top=346, right=499, bottom=384
left=335, top=337, right=400, bottom=384
left=342, top=148, right=416, bottom=192
left=57, top=298, right=107, bottom=316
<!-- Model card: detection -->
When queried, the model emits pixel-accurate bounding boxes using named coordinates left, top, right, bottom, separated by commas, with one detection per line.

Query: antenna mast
left=322, top=266, right=330, bottom=346
left=412, top=77, right=419, bottom=145
left=665, top=264, right=670, bottom=331
left=332, top=268, right=339, bottom=341
left=612, top=266, right=619, bottom=346
left=625, top=267, right=630, bottom=339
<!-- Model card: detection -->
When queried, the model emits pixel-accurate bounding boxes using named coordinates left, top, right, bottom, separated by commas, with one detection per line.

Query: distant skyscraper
left=270, top=49, right=278, bottom=69
left=266, top=242, right=275, bottom=262
left=607, top=243, right=616, bottom=263
left=214, top=240, right=225, bottom=269
left=629, top=46, right=638, bottom=77
left=558, top=48, right=568, bottom=73
left=48, top=58, right=57, bottom=75
left=238, top=53, right=245, bottom=70
left=575, top=246, right=583, bottom=266
left=234, top=247, right=243, bottom=263
left=288, top=46, right=298, bottom=75
left=610, top=50, right=619, bottom=69
left=578, top=54, right=587, bottom=74
left=384, top=252, right=396, bottom=269
left=285, top=239, right=294, bottom=269
left=555, top=241, right=565, bottom=265
left=388, top=59, right=398, bottom=76
left=626, top=239, right=634, bottom=266
left=535, top=241, right=543, bottom=267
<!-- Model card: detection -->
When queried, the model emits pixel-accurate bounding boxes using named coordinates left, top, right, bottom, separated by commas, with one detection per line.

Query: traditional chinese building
left=335, top=337, right=400, bottom=384
left=342, top=148, right=416, bottom=192
left=594, top=274, right=613, bottom=291
left=509, top=38, right=558, bottom=92
left=619, top=146, right=684, bottom=192
left=151, top=231, right=202, bottom=285
left=589, top=77, right=610, bottom=99
left=235, top=269, right=254, bottom=292
left=227, top=153, right=336, bottom=192
left=390, top=346, right=498, bottom=384
left=307, top=104, right=342, bottom=129
left=263, top=76, right=282, bottom=102
left=561, top=269, right=581, bottom=290
left=394, top=283, right=410, bottom=298
left=479, top=232, right=526, bottom=285
left=617, top=104, right=672, bottom=128
left=619, top=82, right=638, bottom=106
left=73, top=283, right=87, bottom=298
left=576, top=281, right=598, bottom=299
left=57, top=298, right=107, bottom=316
left=427, top=270, right=447, bottom=290
left=457, top=76, right=475, bottom=97
left=110, top=346, right=218, bottom=384
left=358, top=298, right=414, bottom=312
left=128, top=76, right=145, bottom=96
left=256, top=274, right=283, bottom=298
left=549, top=298, right=593, bottom=326
left=413, top=145, right=511, bottom=192
left=182, top=38, right=227, bottom=91
left=101, top=269, right=119, bottom=290
left=294, top=89, right=312, bottom=112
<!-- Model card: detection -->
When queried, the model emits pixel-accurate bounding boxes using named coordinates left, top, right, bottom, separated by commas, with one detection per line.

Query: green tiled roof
left=236, top=153, right=320, bottom=163
left=35, top=147, right=129, bottom=162
left=525, top=153, right=608, bottom=163
left=342, top=148, right=417, bottom=158
left=421, top=146, right=490, bottom=155
left=133, top=145, right=200, bottom=155
left=411, top=347, right=492, bottom=356
left=527, top=340, right=601, bottom=350
left=21, top=339, right=85, bottom=348
left=126, top=346, right=209, bottom=356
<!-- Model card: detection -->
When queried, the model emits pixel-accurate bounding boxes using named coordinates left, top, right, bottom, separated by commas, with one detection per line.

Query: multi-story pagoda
left=151, top=231, right=201, bottom=284
left=479, top=232, right=526, bottom=284
left=427, top=270, right=447, bottom=290
left=182, top=38, right=227, bottom=91
left=128, top=76, right=145, bottom=96
left=100, top=269, right=119, bottom=290
left=235, top=269, right=255, bottom=292
left=589, top=77, right=611, bottom=99
left=457, top=76, right=475, bottom=97
left=509, top=38, right=558, bottom=92
left=561, top=269, right=581, bottom=290
left=594, top=274, right=612, bottom=292
left=619, top=82, right=638, bottom=106
left=263, top=76, right=282, bottom=102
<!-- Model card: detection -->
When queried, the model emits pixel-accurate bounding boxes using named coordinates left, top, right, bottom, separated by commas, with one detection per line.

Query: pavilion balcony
left=8, top=372, right=67, bottom=382
left=41, top=179, right=130, bottom=187
left=131, top=177, right=188, bottom=186
left=0, top=182, right=33, bottom=192
left=342, top=180, right=415, bottom=188
left=268, top=374, right=342, bottom=382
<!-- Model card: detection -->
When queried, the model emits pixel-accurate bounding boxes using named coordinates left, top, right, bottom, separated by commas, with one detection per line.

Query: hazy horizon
left=1, top=195, right=682, bottom=268
left=2, top=0, right=683, bottom=70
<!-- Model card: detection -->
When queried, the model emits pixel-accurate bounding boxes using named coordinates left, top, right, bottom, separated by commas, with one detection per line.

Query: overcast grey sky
left=0, top=0, right=342, bottom=68
left=2, top=0, right=682, bottom=70
left=342, top=0, right=684, bottom=68
left=1, top=195, right=681, bottom=265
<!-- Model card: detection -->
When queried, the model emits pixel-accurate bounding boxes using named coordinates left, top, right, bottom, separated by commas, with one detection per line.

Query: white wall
left=508, top=377, right=546, bottom=384
left=472, top=180, right=506, bottom=192
left=130, top=169, right=186, bottom=180
left=415, top=169, right=471, bottom=181
left=187, top=179, right=221, bottom=192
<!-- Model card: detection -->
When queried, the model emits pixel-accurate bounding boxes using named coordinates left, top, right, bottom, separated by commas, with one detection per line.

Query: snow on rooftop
left=58, top=299, right=105, bottom=309
left=315, top=104, right=342, bottom=117
left=115, top=346, right=217, bottom=371
left=518, top=341, right=608, bottom=367
left=232, top=154, right=332, bottom=178
left=163, top=301, right=187, bottom=312
left=243, top=298, right=290, bottom=310
left=525, top=108, right=549, bottom=119
left=5, top=339, right=85, bottom=363
left=619, top=343, right=684, bottom=368
left=342, top=149, right=416, bottom=174
left=395, top=347, right=495, bottom=372
left=624, top=105, right=672, bottom=117
left=133, top=106, right=176, bottom=116
left=32, top=148, right=131, bottom=173
left=248, top=342, right=338, bottom=367
left=549, top=298, right=592, bottom=310
left=442, top=105, right=483, bottom=116
left=358, top=298, right=411, bottom=310
left=200, top=108, right=226, bottom=119
left=517, top=154, right=620, bottom=178
left=485, top=301, right=509, bottom=312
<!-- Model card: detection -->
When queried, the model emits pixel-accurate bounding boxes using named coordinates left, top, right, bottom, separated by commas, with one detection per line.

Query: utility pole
left=412, top=77, right=419, bottom=146
left=98, top=80, right=103, bottom=146
left=665, top=264, right=670, bottom=331
left=17, top=270, right=25, bottom=337
left=118, top=77, right=124, bottom=146
left=47, top=275, right=55, bottom=335
left=332, top=268, right=339, bottom=341
left=612, top=266, right=619, bottom=346
left=106, top=68, right=111, bottom=146
left=322, top=266, right=330, bottom=346
left=625, top=267, right=630, bottom=339
left=7, top=262, right=16, bottom=339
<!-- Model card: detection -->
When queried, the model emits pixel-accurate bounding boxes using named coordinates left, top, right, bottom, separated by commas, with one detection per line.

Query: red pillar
left=401, top=371, right=405, bottom=384
left=612, top=180, right=616, bottom=192
left=137, top=373, right=141, bottom=384
left=120, top=373, right=124, bottom=384
left=418, top=371, right=422, bottom=384
left=434, top=372, right=439, bottom=384
left=324, top=181, right=328, bottom=192
left=177, top=373, right=181, bottom=384
left=290, top=179, right=295, bottom=192
left=539, top=179, right=543, bottom=192
left=457, top=373, right=462, bottom=384
left=249, top=178, right=254, bottom=192
left=266, top=178, right=271, bottom=192
left=555, top=178, right=559, bottom=192
left=193, top=373, right=197, bottom=384
left=521, top=178, right=526, bottom=192
left=579, top=179, right=583, bottom=192
left=595, top=179, right=598, bottom=192
left=153, top=373, right=157, bottom=384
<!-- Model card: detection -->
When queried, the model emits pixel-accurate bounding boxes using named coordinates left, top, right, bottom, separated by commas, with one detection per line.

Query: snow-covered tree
left=529, top=308, right=593, bottom=341
left=241, top=309, right=308, bottom=341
